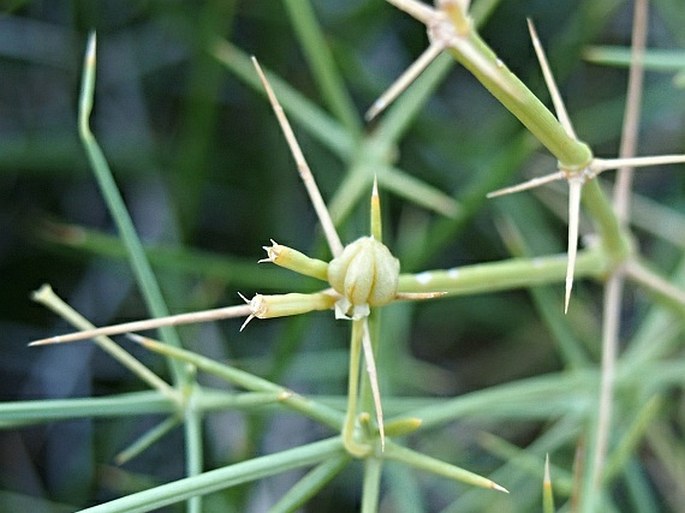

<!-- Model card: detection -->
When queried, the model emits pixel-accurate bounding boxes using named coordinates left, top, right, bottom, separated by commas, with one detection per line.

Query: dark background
left=1, top=1, right=684, bottom=511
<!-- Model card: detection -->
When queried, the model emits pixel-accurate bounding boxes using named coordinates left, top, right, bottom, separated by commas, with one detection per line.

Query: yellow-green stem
left=398, top=248, right=607, bottom=296
left=343, top=320, right=372, bottom=457
left=582, top=180, right=633, bottom=264
left=444, top=25, right=593, bottom=169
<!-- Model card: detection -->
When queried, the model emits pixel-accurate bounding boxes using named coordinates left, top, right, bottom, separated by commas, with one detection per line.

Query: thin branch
left=625, top=260, right=685, bottom=307
left=614, top=0, right=650, bottom=223
left=31, top=284, right=179, bottom=402
left=588, top=0, right=650, bottom=501
left=591, top=271, right=624, bottom=491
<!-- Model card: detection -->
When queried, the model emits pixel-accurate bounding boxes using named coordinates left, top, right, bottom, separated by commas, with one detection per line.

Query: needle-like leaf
left=592, top=154, right=685, bottom=175
left=361, top=320, right=385, bottom=450
left=543, top=454, right=555, bottom=513
left=366, top=42, right=444, bottom=121
left=527, top=19, right=576, bottom=139
left=384, top=0, right=437, bottom=25
left=487, top=170, right=565, bottom=198
left=252, top=57, right=344, bottom=258
left=565, top=178, right=583, bottom=314
left=29, top=304, right=252, bottom=346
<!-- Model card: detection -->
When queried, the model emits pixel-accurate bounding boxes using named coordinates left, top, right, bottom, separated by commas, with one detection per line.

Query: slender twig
left=625, top=260, right=685, bottom=307
left=614, top=0, right=649, bottom=223
left=78, top=33, right=202, bottom=511
left=588, top=0, right=650, bottom=506
left=31, top=285, right=179, bottom=402
left=77, top=32, right=188, bottom=383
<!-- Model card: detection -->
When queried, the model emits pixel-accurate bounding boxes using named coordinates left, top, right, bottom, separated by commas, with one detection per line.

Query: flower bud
left=327, top=236, right=400, bottom=319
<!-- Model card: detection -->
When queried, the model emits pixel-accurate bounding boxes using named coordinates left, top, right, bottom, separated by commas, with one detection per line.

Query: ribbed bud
left=327, top=236, right=400, bottom=319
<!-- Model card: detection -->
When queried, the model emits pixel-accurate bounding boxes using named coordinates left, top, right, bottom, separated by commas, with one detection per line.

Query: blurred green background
left=1, top=0, right=684, bottom=511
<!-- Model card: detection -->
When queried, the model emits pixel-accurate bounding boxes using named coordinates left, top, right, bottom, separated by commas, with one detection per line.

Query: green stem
left=0, top=389, right=278, bottom=425
left=343, top=320, right=372, bottom=457
left=361, top=457, right=383, bottom=513
left=398, top=248, right=607, bottom=296
left=444, top=19, right=592, bottom=169
left=78, top=437, right=344, bottom=513
left=115, top=416, right=182, bottom=465
left=582, top=180, right=633, bottom=262
left=31, top=285, right=178, bottom=402
left=603, top=395, right=662, bottom=483
left=136, top=338, right=345, bottom=429
left=77, top=32, right=187, bottom=385
left=266, top=455, right=349, bottom=513
left=384, top=440, right=506, bottom=492
left=283, top=0, right=361, bottom=136
left=184, top=394, right=204, bottom=513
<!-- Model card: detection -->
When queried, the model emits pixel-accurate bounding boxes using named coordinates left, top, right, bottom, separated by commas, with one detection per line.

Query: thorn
left=240, top=314, right=255, bottom=332
left=126, top=333, right=147, bottom=344
left=526, top=18, right=576, bottom=139
left=365, top=41, right=444, bottom=121
left=31, top=303, right=254, bottom=346
left=384, top=0, right=437, bottom=27
left=258, top=239, right=279, bottom=263
left=365, top=98, right=387, bottom=124
left=237, top=292, right=256, bottom=331
left=591, top=154, right=685, bottom=175
left=491, top=482, right=510, bottom=494
left=251, top=56, right=343, bottom=257
left=28, top=336, right=62, bottom=347
left=564, top=178, right=583, bottom=314
left=125, top=333, right=163, bottom=348
left=85, top=31, right=97, bottom=67
left=487, top=170, right=565, bottom=198
left=544, top=453, right=552, bottom=484
left=370, top=175, right=382, bottom=242
left=361, top=321, right=385, bottom=451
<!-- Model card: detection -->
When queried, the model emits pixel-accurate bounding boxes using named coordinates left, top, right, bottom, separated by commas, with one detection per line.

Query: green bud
left=327, top=236, right=400, bottom=319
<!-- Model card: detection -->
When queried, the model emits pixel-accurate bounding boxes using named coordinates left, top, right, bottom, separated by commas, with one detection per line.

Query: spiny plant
left=30, top=33, right=510, bottom=511
left=6, top=0, right=685, bottom=512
